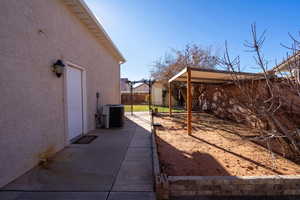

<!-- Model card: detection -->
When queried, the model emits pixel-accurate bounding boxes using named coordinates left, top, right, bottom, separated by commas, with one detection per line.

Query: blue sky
left=85, top=0, right=300, bottom=81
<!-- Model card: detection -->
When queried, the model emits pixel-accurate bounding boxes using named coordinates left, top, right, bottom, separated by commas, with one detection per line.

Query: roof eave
left=62, top=0, right=126, bottom=64
left=272, top=51, right=300, bottom=73
left=168, top=67, right=262, bottom=84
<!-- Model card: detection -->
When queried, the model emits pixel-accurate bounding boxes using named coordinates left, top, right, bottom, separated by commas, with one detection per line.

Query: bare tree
left=151, top=43, right=218, bottom=107
left=151, top=44, right=218, bottom=82
left=219, top=24, right=300, bottom=159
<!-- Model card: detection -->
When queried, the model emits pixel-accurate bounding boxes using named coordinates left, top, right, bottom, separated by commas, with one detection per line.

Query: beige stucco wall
left=152, top=83, right=163, bottom=106
left=0, top=0, right=121, bottom=187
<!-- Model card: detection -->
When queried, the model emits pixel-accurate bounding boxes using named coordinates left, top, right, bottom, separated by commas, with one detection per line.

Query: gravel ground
left=155, top=113, right=300, bottom=176
left=172, top=196, right=300, bottom=200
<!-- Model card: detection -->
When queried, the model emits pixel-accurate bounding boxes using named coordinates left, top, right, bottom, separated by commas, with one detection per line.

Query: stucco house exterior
left=0, top=0, right=125, bottom=187
left=133, top=83, right=150, bottom=93
left=151, top=82, right=165, bottom=106
left=120, top=81, right=165, bottom=105
left=134, top=81, right=166, bottom=106
left=120, top=78, right=130, bottom=93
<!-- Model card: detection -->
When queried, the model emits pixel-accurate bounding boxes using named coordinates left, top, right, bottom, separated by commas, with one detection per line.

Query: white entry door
left=66, top=66, right=83, bottom=141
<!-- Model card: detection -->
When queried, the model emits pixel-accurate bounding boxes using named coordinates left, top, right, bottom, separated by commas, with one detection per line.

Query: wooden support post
left=148, top=81, right=152, bottom=113
left=130, top=84, right=133, bottom=116
left=187, top=67, right=192, bottom=135
left=169, top=82, right=172, bottom=116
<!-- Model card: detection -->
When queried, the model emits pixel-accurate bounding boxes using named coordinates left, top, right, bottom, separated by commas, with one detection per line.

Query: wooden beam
left=130, top=84, right=133, bottom=116
left=188, top=66, right=260, bottom=76
left=180, top=76, right=230, bottom=82
left=148, top=81, right=152, bottom=112
left=168, top=67, right=187, bottom=83
left=169, top=82, right=172, bottom=116
left=187, top=67, right=192, bottom=135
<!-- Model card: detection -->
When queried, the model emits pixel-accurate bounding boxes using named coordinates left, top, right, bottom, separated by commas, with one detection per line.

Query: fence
left=121, top=93, right=149, bottom=105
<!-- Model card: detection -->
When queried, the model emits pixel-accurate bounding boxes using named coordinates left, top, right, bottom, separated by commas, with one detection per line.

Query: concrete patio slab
left=129, top=134, right=152, bottom=147
left=0, top=192, right=21, bottom=200
left=112, top=159, right=153, bottom=191
left=0, top=191, right=108, bottom=200
left=1, top=119, right=136, bottom=192
left=1, top=113, right=156, bottom=200
left=125, top=147, right=152, bottom=161
left=108, top=192, right=156, bottom=200
left=2, top=147, right=125, bottom=191
left=112, top=113, right=154, bottom=192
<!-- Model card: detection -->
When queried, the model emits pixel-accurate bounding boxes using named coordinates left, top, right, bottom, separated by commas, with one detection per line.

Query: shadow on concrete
left=0, top=114, right=156, bottom=200
left=130, top=112, right=152, bottom=125
left=0, top=117, right=146, bottom=191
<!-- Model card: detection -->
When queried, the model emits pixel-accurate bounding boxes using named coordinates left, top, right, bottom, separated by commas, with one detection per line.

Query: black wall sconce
left=52, top=59, right=65, bottom=77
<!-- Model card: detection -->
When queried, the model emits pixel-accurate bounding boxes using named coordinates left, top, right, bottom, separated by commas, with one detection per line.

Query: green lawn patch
left=124, top=105, right=184, bottom=112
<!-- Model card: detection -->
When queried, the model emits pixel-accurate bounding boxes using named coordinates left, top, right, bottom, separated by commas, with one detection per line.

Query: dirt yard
left=154, top=113, right=300, bottom=176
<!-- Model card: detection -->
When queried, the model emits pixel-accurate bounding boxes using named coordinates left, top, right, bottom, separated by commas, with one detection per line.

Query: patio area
left=0, top=113, right=155, bottom=200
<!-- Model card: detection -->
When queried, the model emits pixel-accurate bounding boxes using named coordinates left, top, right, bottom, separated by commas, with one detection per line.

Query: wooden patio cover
left=168, top=67, right=260, bottom=135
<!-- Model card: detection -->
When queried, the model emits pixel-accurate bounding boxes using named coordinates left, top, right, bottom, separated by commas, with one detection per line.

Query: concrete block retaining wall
left=151, top=123, right=300, bottom=199
left=168, top=175, right=300, bottom=198
left=152, top=124, right=169, bottom=200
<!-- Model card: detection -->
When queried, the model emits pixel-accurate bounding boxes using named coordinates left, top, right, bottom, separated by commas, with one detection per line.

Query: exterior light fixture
left=52, top=59, right=65, bottom=77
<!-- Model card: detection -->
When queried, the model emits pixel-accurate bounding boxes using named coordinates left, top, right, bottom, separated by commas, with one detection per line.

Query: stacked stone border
left=151, top=113, right=169, bottom=200
left=168, top=175, right=300, bottom=198
left=151, top=120, right=300, bottom=200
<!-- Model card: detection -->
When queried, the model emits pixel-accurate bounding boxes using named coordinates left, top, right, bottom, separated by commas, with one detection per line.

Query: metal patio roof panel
left=168, top=67, right=261, bottom=83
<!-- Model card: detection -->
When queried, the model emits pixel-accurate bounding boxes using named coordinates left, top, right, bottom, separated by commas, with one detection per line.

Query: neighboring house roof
left=133, top=83, right=149, bottom=93
left=120, top=78, right=130, bottom=92
left=271, top=51, right=300, bottom=73
left=62, top=0, right=125, bottom=64
left=121, top=80, right=164, bottom=94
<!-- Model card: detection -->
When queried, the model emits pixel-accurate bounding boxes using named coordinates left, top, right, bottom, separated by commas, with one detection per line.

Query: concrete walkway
left=0, top=112, right=156, bottom=200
